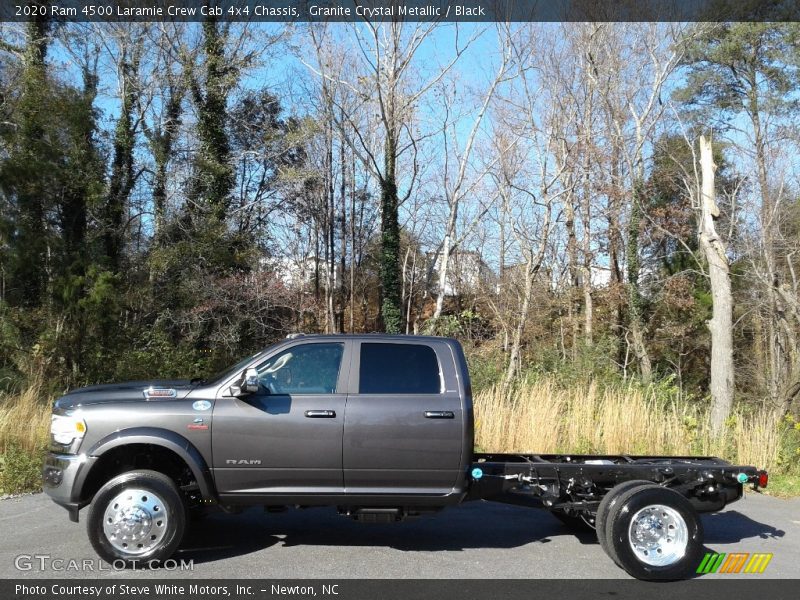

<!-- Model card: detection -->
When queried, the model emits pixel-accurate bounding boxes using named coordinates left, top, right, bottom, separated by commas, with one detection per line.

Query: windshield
left=202, top=351, right=264, bottom=386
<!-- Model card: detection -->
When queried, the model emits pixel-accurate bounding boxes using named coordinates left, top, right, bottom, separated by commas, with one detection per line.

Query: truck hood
left=55, top=380, right=195, bottom=410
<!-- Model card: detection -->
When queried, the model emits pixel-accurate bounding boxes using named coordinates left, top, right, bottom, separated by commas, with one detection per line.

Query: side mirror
left=244, top=368, right=259, bottom=393
left=228, top=368, right=260, bottom=398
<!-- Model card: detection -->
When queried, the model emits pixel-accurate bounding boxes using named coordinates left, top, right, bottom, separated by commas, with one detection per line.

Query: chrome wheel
left=627, top=504, right=689, bottom=567
left=102, top=488, right=169, bottom=555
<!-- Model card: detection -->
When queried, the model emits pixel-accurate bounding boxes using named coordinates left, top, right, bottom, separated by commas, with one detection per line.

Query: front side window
left=359, top=343, right=441, bottom=394
left=257, top=343, right=344, bottom=395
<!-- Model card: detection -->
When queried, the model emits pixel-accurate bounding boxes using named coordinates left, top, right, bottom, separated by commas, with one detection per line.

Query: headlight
left=50, top=414, right=87, bottom=445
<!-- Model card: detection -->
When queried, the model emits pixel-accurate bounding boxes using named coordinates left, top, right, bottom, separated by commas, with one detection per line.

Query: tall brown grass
left=474, top=377, right=783, bottom=471
left=0, top=376, right=52, bottom=455
left=0, top=374, right=52, bottom=493
left=0, top=373, right=786, bottom=484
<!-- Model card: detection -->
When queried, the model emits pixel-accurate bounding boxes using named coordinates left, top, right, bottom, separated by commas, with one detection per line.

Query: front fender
left=81, top=427, right=216, bottom=500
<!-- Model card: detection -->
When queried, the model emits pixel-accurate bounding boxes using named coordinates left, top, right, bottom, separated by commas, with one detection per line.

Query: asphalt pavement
left=1, top=491, right=797, bottom=579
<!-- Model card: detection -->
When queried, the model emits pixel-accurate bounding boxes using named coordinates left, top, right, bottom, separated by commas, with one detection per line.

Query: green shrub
left=0, top=443, right=44, bottom=495
left=517, top=336, right=623, bottom=389
left=467, top=347, right=506, bottom=393
left=423, top=315, right=464, bottom=337
left=777, top=415, right=800, bottom=475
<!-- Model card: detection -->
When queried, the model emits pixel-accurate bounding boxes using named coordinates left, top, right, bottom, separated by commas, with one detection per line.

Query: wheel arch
left=76, top=428, right=216, bottom=504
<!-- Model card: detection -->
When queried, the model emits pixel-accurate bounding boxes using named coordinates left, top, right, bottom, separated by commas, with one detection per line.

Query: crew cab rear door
left=212, top=340, right=351, bottom=496
left=343, top=340, right=464, bottom=494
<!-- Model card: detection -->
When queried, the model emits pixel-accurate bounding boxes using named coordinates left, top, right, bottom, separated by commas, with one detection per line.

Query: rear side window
left=359, top=343, right=441, bottom=394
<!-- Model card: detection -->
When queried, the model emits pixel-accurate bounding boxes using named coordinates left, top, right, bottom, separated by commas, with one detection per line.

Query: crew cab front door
left=212, top=341, right=350, bottom=497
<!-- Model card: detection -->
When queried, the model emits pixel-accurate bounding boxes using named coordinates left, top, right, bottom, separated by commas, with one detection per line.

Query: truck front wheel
left=87, top=469, right=186, bottom=568
left=605, top=486, right=703, bottom=580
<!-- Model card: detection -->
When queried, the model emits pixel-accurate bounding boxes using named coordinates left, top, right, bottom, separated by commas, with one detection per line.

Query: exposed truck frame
left=467, top=452, right=766, bottom=579
left=470, top=452, right=763, bottom=514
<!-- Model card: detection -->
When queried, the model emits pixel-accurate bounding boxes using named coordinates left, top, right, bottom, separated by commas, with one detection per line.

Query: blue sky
left=33, top=20, right=798, bottom=275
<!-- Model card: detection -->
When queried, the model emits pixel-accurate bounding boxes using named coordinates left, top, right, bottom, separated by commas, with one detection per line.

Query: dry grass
left=474, top=377, right=783, bottom=471
left=0, top=375, right=53, bottom=493
left=0, top=373, right=787, bottom=490
left=730, top=408, right=785, bottom=472
left=0, top=377, right=52, bottom=455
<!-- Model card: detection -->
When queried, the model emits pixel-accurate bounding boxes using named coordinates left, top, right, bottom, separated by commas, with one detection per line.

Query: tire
left=604, top=485, right=703, bottom=580
left=551, top=510, right=595, bottom=531
left=595, top=480, right=658, bottom=556
left=87, top=469, right=187, bottom=568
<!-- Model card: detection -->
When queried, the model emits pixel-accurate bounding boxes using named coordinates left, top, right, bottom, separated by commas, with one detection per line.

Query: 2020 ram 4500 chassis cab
left=43, top=335, right=768, bottom=580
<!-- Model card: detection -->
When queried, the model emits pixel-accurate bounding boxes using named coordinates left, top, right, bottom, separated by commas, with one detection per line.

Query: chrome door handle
left=305, top=410, right=336, bottom=418
left=424, top=411, right=454, bottom=419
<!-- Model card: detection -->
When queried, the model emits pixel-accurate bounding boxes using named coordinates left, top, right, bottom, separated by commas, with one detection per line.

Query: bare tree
left=305, top=21, right=477, bottom=332
left=696, top=135, right=735, bottom=434
left=588, top=23, right=687, bottom=383
left=142, top=23, right=193, bottom=244
left=489, top=24, right=574, bottom=386
left=429, top=25, right=514, bottom=319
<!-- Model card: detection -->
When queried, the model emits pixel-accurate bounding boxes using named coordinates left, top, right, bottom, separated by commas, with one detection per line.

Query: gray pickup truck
left=43, top=334, right=767, bottom=580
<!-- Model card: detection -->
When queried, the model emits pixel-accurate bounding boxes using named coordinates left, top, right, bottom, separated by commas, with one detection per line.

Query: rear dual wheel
left=595, top=480, right=656, bottom=556
left=596, top=482, right=703, bottom=580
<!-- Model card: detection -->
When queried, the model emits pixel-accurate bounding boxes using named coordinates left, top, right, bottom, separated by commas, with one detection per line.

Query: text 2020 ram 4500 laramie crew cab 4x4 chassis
left=43, top=334, right=768, bottom=580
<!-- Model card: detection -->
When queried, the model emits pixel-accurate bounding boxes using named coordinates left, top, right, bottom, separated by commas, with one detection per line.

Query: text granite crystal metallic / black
left=42, top=334, right=768, bottom=580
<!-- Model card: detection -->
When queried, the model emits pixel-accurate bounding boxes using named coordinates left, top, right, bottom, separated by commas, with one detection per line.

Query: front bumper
left=42, top=452, right=96, bottom=522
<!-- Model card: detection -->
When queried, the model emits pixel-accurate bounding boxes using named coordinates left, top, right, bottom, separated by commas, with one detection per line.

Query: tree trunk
left=608, top=139, right=625, bottom=362
left=379, top=134, right=402, bottom=334
left=752, top=103, right=783, bottom=406
left=325, top=119, right=336, bottom=333
left=627, top=180, right=652, bottom=384
left=405, top=249, right=417, bottom=335
left=152, top=86, right=183, bottom=245
left=12, top=16, right=51, bottom=307
left=433, top=235, right=451, bottom=319
left=350, top=151, right=357, bottom=333
left=106, top=51, right=139, bottom=272
left=188, top=18, right=234, bottom=223
left=503, top=256, right=536, bottom=388
left=338, top=123, right=347, bottom=333
left=581, top=153, right=593, bottom=345
left=499, top=214, right=509, bottom=352
left=698, top=135, right=734, bottom=435
left=565, top=190, right=579, bottom=360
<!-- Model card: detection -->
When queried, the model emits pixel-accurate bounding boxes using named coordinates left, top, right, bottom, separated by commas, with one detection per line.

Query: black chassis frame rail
left=466, top=453, right=765, bottom=514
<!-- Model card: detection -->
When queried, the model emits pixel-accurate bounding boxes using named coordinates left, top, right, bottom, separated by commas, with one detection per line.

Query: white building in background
left=262, top=249, right=500, bottom=297
left=261, top=255, right=327, bottom=290
left=590, top=265, right=612, bottom=287
left=429, top=250, right=497, bottom=297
